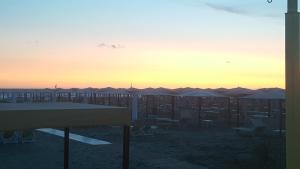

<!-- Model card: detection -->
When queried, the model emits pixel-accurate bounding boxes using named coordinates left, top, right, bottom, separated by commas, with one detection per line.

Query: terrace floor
left=0, top=127, right=285, bottom=169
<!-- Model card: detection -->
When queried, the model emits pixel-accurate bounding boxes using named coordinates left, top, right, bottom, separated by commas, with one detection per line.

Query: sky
left=0, top=0, right=286, bottom=89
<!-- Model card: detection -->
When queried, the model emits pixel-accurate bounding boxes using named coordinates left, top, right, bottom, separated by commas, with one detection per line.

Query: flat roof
left=0, top=103, right=130, bottom=130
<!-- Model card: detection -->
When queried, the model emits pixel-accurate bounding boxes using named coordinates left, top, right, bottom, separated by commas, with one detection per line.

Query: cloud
left=205, top=3, right=248, bottom=15
left=97, top=43, right=106, bottom=48
left=97, top=43, right=124, bottom=49
left=205, top=2, right=281, bottom=19
left=263, top=13, right=281, bottom=19
left=26, top=40, right=40, bottom=47
left=205, top=3, right=282, bottom=19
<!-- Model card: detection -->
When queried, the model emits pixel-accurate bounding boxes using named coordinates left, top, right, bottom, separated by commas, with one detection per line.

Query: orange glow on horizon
left=0, top=0, right=285, bottom=90
left=0, top=42, right=284, bottom=89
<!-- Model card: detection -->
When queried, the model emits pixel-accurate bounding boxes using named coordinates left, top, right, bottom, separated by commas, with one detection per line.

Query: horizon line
left=0, top=86, right=285, bottom=90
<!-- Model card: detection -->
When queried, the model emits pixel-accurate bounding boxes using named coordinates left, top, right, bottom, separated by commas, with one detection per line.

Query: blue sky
left=0, top=0, right=285, bottom=42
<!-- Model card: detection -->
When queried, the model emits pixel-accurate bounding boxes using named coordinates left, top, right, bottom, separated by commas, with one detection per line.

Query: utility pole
left=286, top=0, right=300, bottom=168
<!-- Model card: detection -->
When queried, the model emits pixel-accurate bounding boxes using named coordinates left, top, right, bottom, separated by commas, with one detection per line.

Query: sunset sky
left=0, top=0, right=285, bottom=89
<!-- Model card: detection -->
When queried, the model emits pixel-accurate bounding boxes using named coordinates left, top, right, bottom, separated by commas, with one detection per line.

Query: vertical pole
left=23, top=92, right=25, bottom=102
left=64, top=128, right=69, bottom=169
left=286, top=0, right=300, bottom=169
left=117, top=94, right=121, bottom=106
left=198, top=97, right=202, bottom=127
left=127, top=94, right=130, bottom=107
left=171, top=96, right=175, bottom=120
left=236, top=98, right=240, bottom=127
left=33, top=92, right=35, bottom=102
left=153, top=95, right=156, bottom=116
left=108, top=94, right=111, bottom=105
left=279, top=99, right=283, bottom=136
left=268, top=99, right=272, bottom=118
left=122, top=125, right=130, bottom=169
left=146, top=95, right=149, bottom=118
left=102, top=94, right=105, bottom=105
left=93, top=92, right=96, bottom=104
left=227, top=97, right=231, bottom=127
left=131, top=94, right=138, bottom=121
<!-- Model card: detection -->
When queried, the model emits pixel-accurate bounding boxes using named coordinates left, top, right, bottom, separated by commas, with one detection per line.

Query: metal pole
left=267, top=99, right=272, bottom=118
left=93, top=92, right=96, bottom=104
left=286, top=0, right=300, bottom=168
left=279, top=99, right=283, bottom=136
left=171, top=96, right=175, bottom=120
left=108, top=94, right=111, bottom=105
left=64, top=128, right=69, bottom=169
left=122, top=125, right=130, bottom=169
left=236, top=98, right=240, bottom=127
left=146, top=95, right=149, bottom=118
left=127, top=94, right=130, bottom=107
left=198, top=97, right=203, bottom=127
left=227, top=97, right=231, bottom=127
left=117, top=94, right=121, bottom=106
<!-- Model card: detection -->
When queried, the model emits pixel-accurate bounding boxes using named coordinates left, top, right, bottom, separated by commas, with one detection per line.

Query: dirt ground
left=0, top=127, right=285, bottom=169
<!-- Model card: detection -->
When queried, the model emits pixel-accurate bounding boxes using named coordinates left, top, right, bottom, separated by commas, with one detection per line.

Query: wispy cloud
left=205, top=3, right=248, bottom=15
left=97, top=43, right=124, bottom=49
left=205, top=2, right=281, bottom=19
left=26, top=40, right=40, bottom=46
left=263, top=13, right=281, bottom=19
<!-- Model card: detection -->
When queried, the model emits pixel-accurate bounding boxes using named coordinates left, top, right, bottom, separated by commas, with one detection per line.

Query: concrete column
left=286, top=0, right=300, bottom=168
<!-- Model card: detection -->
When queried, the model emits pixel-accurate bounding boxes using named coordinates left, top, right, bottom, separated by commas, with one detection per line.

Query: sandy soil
left=0, top=127, right=285, bottom=169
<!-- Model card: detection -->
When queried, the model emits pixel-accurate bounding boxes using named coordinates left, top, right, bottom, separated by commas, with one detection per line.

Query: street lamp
left=286, top=0, right=299, bottom=169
